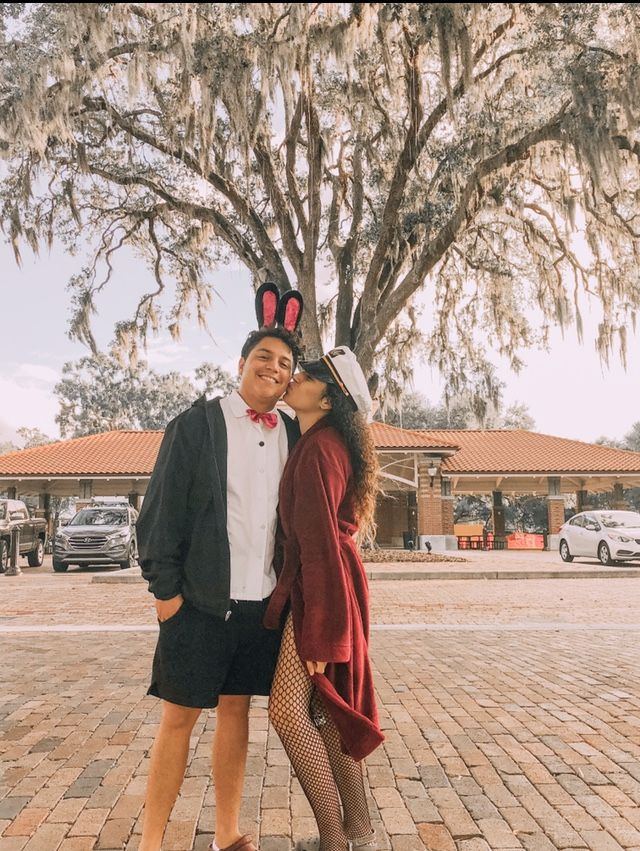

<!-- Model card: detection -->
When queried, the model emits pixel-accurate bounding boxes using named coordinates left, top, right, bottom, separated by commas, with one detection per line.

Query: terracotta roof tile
left=0, top=431, right=163, bottom=477
left=370, top=422, right=458, bottom=449
left=434, top=429, right=640, bottom=474
left=0, top=427, right=638, bottom=478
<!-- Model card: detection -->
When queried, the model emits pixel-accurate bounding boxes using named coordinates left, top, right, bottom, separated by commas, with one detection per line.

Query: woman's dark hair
left=240, top=328, right=303, bottom=367
left=325, top=384, right=379, bottom=540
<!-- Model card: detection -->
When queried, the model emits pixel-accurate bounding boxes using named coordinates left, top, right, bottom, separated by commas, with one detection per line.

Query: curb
left=92, top=566, right=640, bottom=584
left=366, top=568, right=640, bottom=580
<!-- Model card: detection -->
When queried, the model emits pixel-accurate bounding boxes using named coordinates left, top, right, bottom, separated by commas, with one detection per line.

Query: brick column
left=546, top=476, right=565, bottom=534
left=417, top=459, right=443, bottom=535
left=441, top=478, right=454, bottom=535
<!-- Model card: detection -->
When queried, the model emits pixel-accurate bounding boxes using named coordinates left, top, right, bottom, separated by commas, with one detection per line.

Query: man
left=137, top=318, right=302, bottom=851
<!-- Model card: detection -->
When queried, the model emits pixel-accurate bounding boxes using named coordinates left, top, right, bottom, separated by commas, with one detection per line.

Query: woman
left=264, top=346, right=384, bottom=851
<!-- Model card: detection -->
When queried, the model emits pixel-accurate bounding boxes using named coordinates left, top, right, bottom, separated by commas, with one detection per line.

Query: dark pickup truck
left=0, top=499, right=48, bottom=572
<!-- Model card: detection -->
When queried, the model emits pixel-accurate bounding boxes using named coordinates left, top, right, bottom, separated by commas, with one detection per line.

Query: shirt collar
left=227, top=389, right=277, bottom=419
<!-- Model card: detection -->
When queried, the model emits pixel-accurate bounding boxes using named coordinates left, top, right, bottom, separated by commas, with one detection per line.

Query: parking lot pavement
left=2, top=574, right=640, bottom=851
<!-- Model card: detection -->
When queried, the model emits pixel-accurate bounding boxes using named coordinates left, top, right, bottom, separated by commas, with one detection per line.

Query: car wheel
left=27, top=539, right=45, bottom=567
left=52, top=559, right=68, bottom=573
left=119, top=547, right=135, bottom=570
left=598, top=542, right=614, bottom=566
left=559, top=539, right=573, bottom=563
left=0, top=540, right=8, bottom=573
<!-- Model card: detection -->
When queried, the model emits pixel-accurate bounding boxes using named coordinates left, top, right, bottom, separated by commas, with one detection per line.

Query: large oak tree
left=1, top=3, right=639, bottom=392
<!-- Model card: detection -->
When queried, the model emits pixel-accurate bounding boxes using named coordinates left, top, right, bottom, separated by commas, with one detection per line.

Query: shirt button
left=259, top=441, right=265, bottom=447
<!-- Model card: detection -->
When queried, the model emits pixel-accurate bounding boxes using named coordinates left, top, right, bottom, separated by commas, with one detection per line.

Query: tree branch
left=81, top=96, right=291, bottom=287
left=253, top=138, right=304, bottom=281
left=87, top=165, right=263, bottom=275
left=360, top=10, right=519, bottom=324
left=366, top=107, right=572, bottom=358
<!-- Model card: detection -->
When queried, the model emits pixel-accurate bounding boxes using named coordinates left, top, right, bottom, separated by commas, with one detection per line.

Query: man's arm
left=137, top=411, right=197, bottom=603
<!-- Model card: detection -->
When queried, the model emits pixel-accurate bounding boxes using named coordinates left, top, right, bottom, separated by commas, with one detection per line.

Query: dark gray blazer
left=137, top=396, right=299, bottom=618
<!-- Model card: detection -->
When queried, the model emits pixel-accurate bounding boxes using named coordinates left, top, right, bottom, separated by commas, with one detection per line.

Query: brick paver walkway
left=2, top=568, right=640, bottom=851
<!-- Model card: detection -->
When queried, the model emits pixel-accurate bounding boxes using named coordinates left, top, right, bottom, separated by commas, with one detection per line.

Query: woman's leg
left=269, top=616, right=348, bottom=851
left=310, top=692, right=375, bottom=843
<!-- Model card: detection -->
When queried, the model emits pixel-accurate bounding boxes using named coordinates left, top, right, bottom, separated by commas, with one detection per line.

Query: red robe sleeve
left=292, top=438, right=352, bottom=664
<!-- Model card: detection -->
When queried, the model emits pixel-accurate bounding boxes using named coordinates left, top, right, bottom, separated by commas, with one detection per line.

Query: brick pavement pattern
left=2, top=569, right=640, bottom=851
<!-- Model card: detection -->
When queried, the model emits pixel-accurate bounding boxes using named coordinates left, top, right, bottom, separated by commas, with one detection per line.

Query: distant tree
left=501, top=403, right=536, bottom=431
left=55, top=354, right=237, bottom=437
left=594, top=435, right=627, bottom=450
left=623, top=422, right=640, bottom=452
left=454, top=495, right=491, bottom=525
left=16, top=427, right=52, bottom=448
left=0, top=429, right=51, bottom=453
left=384, top=392, right=472, bottom=430
left=194, top=363, right=239, bottom=399
left=505, top=496, right=548, bottom=532
left=384, top=386, right=535, bottom=431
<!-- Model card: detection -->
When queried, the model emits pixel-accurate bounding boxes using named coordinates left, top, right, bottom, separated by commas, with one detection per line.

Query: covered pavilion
left=1, top=426, right=640, bottom=549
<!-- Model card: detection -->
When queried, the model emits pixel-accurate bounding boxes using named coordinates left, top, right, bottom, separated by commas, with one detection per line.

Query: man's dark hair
left=240, top=327, right=303, bottom=368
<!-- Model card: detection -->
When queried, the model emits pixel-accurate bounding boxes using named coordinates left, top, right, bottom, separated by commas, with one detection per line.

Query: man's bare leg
left=213, top=695, right=252, bottom=849
left=139, top=701, right=202, bottom=851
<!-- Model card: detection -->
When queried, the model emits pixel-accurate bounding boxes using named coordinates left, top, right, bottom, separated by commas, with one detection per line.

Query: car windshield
left=599, top=511, right=640, bottom=529
left=70, top=510, right=127, bottom=526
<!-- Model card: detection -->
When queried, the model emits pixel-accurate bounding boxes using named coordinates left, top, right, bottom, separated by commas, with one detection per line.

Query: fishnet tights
left=269, top=615, right=373, bottom=851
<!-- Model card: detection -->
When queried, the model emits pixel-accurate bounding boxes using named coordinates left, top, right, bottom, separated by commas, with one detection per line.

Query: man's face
left=238, top=336, right=294, bottom=409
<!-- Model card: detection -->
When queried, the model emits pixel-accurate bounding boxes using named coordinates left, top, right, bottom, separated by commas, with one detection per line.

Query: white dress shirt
left=220, top=391, right=289, bottom=600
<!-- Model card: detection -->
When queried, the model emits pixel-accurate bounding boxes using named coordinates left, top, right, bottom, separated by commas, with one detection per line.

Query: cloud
left=0, top=376, right=59, bottom=437
left=143, top=339, right=191, bottom=367
left=0, top=417, right=18, bottom=442
left=15, top=363, right=60, bottom=386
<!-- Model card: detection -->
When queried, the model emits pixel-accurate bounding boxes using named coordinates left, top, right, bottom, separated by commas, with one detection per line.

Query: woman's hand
left=306, top=660, right=327, bottom=676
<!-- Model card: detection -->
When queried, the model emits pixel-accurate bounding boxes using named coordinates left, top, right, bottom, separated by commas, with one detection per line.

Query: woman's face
left=283, top=370, right=329, bottom=414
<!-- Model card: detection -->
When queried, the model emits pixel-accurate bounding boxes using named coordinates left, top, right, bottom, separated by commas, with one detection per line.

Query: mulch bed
left=360, top=548, right=468, bottom=563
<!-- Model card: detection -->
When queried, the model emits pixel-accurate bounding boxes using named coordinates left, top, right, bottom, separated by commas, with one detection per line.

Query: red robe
left=264, top=418, right=384, bottom=761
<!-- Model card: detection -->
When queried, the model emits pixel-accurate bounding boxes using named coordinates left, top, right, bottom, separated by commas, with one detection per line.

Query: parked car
left=52, top=502, right=138, bottom=573
left=0, top=499, right=48, bottom=572
left=558, top=510, right=640, bottom=566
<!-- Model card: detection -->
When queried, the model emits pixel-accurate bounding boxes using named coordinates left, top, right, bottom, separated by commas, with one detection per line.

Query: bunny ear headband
left=255, top=282, right=304, bottom=333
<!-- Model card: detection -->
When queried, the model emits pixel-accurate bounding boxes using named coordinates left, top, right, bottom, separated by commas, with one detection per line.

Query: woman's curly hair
left=325, top=384, right=379, bottom=541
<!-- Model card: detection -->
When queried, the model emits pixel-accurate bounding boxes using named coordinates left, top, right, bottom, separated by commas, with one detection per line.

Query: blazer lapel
left=204, top=397, right=228, bottom=525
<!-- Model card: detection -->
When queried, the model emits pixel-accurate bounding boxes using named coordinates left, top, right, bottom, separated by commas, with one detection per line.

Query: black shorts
left=148, top=598, right=282, bottom=709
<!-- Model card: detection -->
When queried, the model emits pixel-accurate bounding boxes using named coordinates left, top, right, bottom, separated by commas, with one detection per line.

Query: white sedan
left=559, top=510, right=640, bottom=565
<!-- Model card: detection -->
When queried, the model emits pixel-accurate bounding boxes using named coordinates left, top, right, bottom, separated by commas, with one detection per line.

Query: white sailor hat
left=299, top=346, right=374, bottom=421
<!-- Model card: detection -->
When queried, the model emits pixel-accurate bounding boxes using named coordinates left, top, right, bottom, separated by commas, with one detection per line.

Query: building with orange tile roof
left=1, top=426, right=640, bottom=550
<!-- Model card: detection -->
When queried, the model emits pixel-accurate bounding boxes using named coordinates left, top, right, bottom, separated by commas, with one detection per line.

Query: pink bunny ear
left=276, top=290, right=304, bottom=332
left=255, top=282, right=280, bottom=328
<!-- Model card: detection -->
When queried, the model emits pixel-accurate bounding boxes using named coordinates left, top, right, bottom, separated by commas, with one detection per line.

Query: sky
left=2, top=238, right=639, bottom=445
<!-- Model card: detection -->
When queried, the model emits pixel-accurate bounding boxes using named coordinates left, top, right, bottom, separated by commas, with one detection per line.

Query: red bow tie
left=246, top=408, right=278, bottom=429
